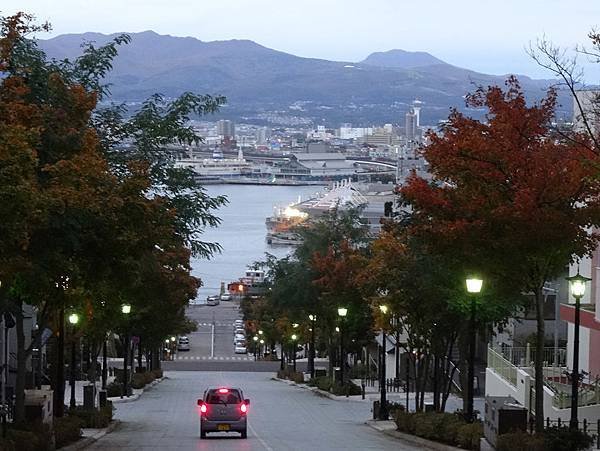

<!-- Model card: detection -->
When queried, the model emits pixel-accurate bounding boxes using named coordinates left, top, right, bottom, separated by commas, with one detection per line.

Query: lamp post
left=121, top=304, right=131, bottom=399
left=465, top=277, right=483, bottom=423
left=55, top=275, right=69, bottom=418
left=291, top=334, right=298, bottom=372
left=253, top=336, right=259, bottom=360
left=566, top=272, right=590, bottom=430
left=68, top=313, right=80, bottom=409
left=337, top=307, right=347, bottom=386
left=308, top=314, right=317, bottom=379
left=259, top=339, right=265, bottom=360
left=379, top=304, right=389, bottom=420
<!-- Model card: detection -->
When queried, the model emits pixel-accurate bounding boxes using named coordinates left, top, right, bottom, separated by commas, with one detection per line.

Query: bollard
left=361, top=382, right=365, bottom=400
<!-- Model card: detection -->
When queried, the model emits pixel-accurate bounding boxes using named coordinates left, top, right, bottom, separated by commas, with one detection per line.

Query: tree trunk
left=14, top=301, right=26, bottom=423
left=534, top=286, right=545, bottom=432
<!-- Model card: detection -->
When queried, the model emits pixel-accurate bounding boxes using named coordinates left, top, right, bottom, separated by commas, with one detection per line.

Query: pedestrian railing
left=540, top=418, right=600, bottom=449
left=487, top=346, right=517, bottom=387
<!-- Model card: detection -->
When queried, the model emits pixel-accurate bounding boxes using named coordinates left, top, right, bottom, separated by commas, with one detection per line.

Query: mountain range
left=38, top=31, right=564, bottom=126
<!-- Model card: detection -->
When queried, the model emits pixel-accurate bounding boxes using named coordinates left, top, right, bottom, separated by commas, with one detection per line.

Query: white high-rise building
left=412, top=100, right=423, bottom=127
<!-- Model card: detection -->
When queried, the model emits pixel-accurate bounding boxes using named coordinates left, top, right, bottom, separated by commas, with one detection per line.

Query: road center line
left=210, top=323, right=215, bottom=358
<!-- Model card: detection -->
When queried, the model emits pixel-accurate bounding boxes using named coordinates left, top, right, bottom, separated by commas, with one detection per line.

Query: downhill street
left=87, top=371, right=420, bottom=451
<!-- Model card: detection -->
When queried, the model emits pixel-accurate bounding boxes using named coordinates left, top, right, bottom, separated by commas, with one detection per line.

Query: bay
left=191, top=185, right=322, bottom=302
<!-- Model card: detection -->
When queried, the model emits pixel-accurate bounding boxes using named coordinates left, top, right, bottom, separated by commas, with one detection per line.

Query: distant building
left=255, top=126, right=270, bottom=145
left=217, top=120, right=235, bottom=139
left=405, top=108, right=417, bottom=141
left=274, top=152, right=359, bottom=180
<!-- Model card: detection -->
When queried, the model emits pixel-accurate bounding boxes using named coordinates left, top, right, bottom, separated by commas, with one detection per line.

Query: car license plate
left=218, top=424, right=230, bottom=431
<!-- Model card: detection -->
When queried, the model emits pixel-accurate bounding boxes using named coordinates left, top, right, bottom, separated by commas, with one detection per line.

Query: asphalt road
left=163, top=302, right=297, bottom=372
left=88, top=371, right=420, bottom=451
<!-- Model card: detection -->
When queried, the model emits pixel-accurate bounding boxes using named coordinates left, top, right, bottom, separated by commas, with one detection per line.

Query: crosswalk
left=195, top=322, right=240, bottom=327
left=173, top=355, right=254, bottom=361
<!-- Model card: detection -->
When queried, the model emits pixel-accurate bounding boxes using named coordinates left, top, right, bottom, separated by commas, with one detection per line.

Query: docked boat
left=266, top=231, right=303, bottom=246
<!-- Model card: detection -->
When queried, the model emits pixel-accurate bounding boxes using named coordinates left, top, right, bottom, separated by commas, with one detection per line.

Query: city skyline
left=5, top=0, right=600, bottom=80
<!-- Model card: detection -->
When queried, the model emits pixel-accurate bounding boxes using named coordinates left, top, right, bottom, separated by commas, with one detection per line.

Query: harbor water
left=191, top=184, right=321, bottom=303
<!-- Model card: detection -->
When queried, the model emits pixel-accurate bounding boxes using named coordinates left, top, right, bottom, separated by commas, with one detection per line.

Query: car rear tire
left=241, top=428, right=247, bottom=439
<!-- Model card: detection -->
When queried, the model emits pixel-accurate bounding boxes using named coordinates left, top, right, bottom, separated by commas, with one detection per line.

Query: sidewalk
left=60, top=420, right=120, bottom=451
left=275, top=377, right=485, bottom=417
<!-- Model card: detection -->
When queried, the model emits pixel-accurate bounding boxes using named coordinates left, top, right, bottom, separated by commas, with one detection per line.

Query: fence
left=539, top=418, right=600, bottom=449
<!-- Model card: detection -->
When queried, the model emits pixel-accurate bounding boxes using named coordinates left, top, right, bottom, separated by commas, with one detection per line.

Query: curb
left=365, top=420, right=463, bottom=451
left=273, top=377, right=370, bottom=403
left=108, top=376, right=166, bottom=404
left=60, top=420, right=120, bottom=450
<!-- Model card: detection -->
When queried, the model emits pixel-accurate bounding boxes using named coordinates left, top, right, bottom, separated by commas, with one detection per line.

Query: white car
left=206, top=295, right=220, bottom=306
left=235, top=345, right=247, bottom=354
left=220, top=293, right=232, bottom=301
left=234, top=327, right=245, bottom=335
left=178, top=336, right=190, bottom=351
left=234, top=333, right=245, bottom=342
left=234, top=319, right=244, bottom=326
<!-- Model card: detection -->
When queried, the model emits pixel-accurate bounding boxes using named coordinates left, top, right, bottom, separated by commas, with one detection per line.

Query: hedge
left=54, top=416, right=82, bottom=449
left=394, top=411, right=482, bottom=450
left=497, top=427, right=594, bottom=451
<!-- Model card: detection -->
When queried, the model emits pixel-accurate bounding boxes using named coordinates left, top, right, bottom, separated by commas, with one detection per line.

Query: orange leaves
left=400, top=77, right=600, bottom=284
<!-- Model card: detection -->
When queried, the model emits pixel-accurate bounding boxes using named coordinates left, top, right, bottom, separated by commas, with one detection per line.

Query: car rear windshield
left=206, top=390, right=241, bottom=404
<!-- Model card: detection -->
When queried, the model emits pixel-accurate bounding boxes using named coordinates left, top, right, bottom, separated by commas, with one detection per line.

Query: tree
left=400, top=78, right=600, bottom=429
left=0, top=12, right=226, bottom=421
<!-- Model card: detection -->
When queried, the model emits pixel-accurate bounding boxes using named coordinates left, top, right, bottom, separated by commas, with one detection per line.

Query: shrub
left=106, top=381, right=122, bottom=397
left=456, top=422, right=483, bottom=451
left=68, top=405, right=114, bottom=428
left=54, top=416, right=82, bottom=448
left=497, top=431, right=545, bottom=451
left=394, top=410, right=416, bottom=434
left=314, top=376, right=332, bottom=392
left=6, top=429, right=41, bottom=451
left=394, top=411, right=483, bottom=450
left=330, top=380, right=362, bottom=396
left=151, top=368, right=163, bottom=379
left=131, top=371, right=156, bottom=389
left=292, top=372, right=304, bottom=384
left=542, top=426, right=594, bottom=451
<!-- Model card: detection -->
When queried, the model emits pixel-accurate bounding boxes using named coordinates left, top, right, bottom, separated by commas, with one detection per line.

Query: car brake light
left=218, top=388, right=229, bottom=393
left=200, top=404, right=207, bottom=414
left=240, top=403, right=247, bottom=414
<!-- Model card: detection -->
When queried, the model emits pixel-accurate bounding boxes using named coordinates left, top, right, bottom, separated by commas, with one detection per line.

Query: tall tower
left=412, top=99, right=423, bottom=127
left=405, top=108, right=416, bottom=141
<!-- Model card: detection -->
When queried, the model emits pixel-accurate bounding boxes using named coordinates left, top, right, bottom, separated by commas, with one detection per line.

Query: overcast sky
left=5, top=0, right=600, bottom=79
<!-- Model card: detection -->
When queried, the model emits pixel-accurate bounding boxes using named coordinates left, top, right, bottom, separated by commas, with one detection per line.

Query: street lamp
left=566, top=271, right=591, bottom=430
left=121, top=303, right=131, bottom=399
left=379, top=304, right=389, bottom=420
left=465, top=277, right=483, bottom=423
left=68, top=313, right=80, bottom=409
left=308, top=314, right=317, bottom=378
left=337, top=307, right=347, bottom=386
left=291, top=334, right=298, bottom=372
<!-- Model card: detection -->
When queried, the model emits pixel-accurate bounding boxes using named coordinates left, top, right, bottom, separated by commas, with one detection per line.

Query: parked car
left=220, top=293, right=232, bottom=301
left=178, top=336, right=190, bottom=351
left=234, top=327, right=245, bottom=335
left=206, top=295, right=220, bottom=306
left=235, top=344, right=247, bottom=354
left=234, top=333, right=245, bottom=343
left=198, top=387, right=249, bottom=438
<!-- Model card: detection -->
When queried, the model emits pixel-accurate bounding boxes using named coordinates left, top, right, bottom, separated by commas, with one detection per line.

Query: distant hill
left=361, top=49, right=446, bottom=69
left=37, top=32, right=565, bottom=125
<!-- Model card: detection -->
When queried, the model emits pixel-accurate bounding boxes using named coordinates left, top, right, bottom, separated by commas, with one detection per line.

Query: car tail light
left=200, top=403, right=207, bottom=414
left=218, top=388, right=229, bottom=394
left=240, top=403, right=247, bottom=414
